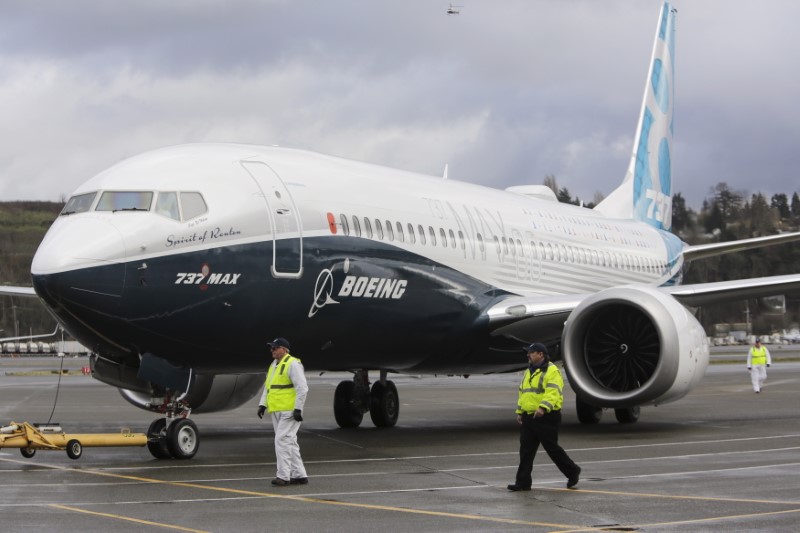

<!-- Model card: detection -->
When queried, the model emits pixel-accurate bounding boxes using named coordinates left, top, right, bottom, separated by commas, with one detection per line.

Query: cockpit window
left=155, top=191, right=180, bottom=221
left=61, top=192, right=97, bottom=215
left=180, top=192, right=207, bottom=220
left=96, top=191, right=153, bottom=212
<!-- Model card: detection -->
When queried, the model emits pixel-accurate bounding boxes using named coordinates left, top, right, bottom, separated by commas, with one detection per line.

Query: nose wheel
left=146, top=417, right=200, bottom=459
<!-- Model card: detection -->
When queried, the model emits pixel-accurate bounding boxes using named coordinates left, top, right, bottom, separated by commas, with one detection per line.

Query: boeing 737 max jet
left=3, top=2, right=800, bottom=459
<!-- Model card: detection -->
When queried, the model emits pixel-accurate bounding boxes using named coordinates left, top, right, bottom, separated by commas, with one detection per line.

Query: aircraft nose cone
left=32, top=216, right=126, bottom=275
left=31, top=216, right=127, bottom=301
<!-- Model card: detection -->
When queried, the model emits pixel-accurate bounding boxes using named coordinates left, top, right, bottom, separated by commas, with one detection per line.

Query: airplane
left=781, top=328, right=800, bottom=343
left=2, top=1, right=800, bottom=459
left=447, top=4, right=462, bottom=16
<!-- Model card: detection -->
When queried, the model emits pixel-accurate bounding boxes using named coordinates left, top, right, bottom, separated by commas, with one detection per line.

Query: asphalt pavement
left=1, top=355, right=799, bottom=532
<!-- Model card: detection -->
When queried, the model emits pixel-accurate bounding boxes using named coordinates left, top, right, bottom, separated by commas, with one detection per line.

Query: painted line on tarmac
left=48, top=504, right=210, bottom=533
left=545, top=494, right=800, bottom=533
left=71, top=432, right=800, bottom=473
left=0, top=456, right=583, bottom=530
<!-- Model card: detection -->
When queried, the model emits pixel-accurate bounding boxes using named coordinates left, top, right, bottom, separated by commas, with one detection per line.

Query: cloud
left=1, top=1, right=798, bottom=207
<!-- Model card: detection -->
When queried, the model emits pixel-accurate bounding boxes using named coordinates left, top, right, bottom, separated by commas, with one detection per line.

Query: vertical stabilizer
left=595, top=2, right=676, bottom=231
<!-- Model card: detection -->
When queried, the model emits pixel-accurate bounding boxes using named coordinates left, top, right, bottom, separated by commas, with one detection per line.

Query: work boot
left=271, top=478, right=290, bottom=486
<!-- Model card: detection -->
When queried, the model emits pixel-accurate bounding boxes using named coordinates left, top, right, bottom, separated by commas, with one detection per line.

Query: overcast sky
left=1, top=1, right=798, bottom=208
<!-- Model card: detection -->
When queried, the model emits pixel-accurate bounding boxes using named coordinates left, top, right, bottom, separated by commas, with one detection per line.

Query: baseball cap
left=267, top=337, right=291, bottom=350
left=523, top=342, right=548, bottom=355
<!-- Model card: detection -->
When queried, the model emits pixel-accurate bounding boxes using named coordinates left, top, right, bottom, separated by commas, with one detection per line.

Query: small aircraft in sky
left=447, top=4, right=462, bottom=15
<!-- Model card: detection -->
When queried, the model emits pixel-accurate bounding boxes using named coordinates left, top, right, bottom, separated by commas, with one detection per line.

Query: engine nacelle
left=562, top=285, right=709, bottom=408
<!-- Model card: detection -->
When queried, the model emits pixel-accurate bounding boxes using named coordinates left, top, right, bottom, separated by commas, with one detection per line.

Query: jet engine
left=562, top=285, right=709, bottom=408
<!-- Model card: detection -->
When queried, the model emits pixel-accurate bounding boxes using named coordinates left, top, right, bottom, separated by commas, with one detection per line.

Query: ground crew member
left=508, top=342, right=581, bottom=491
left=747, top=338, right=772, bottom=393
left=257, top=337, right=308, bottom=486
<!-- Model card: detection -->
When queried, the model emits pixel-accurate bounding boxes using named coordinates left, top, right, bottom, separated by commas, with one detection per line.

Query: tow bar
left=0, top=421, right=147, bottom=460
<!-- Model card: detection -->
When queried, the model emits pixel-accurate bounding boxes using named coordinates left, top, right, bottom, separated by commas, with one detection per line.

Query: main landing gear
left=334, top=370, right=399, bottom=428
left=145, top=393, right=200, bottom=459
left=575, top=398, right=640, bottom=425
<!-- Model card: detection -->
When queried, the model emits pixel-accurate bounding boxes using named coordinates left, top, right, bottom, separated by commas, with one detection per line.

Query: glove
left=257, top=405, right=266, bottom=419
left=293, top=409, right=303, bottom=422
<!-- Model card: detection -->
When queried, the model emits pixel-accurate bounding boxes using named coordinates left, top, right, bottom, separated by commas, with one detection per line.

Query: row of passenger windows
left=340, top=214, right=468, bottom=251
left=337, top=213, right=669, bottom=274
left=61, top=190, right=208, bottom=222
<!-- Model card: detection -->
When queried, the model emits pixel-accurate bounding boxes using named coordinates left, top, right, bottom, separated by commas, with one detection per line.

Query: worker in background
left=257, top=337, right=308, bottom=486
left=747, top=337, right=772, bottom=393
left=508, top=342, right=581, bottom=491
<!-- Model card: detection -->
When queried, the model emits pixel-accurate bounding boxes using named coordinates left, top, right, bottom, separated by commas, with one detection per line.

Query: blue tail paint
left=595, top=2, right=676, bottom=231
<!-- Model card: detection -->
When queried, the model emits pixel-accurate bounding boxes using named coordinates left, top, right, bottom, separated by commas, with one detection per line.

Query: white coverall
left=747, top=345, right=772, bottom=393
left=259, top=359, right=308, bottom=481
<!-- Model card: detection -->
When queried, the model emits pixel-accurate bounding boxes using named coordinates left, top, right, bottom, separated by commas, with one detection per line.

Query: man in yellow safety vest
left=508, top=342, right=581, bottom=492
left=747, top=338, right=772, bottom=393
left=257, top=337, right=309, bottom=486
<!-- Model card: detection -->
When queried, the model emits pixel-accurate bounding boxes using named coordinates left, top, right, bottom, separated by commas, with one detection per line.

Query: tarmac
left=1, top=352, right=799, bottom=532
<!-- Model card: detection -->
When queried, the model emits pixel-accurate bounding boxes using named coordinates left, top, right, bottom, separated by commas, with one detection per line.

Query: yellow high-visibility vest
left=265, top=354, right=301, bottom=412
left=750, top=346, right=768, bottom=366
left=516, top=363, right=564, bottom=414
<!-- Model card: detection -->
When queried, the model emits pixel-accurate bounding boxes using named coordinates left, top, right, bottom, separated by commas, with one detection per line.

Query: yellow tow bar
left=0, top=421, right=147, bottom=460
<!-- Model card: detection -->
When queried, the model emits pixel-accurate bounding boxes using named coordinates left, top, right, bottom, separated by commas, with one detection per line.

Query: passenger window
left=375, top=219, right=384, bottom=240
left=386, top=220, right=394, bottom=241
left=448, top=229, right=456, bottom=248
left=352, top=215, right=361, bottom=237
left=61, top=192, right=96, bottom=215
left=428, top=226, right=436, bottom=246
left=180, top=192, right=207, bottom=220
left=494, top=236, right=501, bottom=255
left=407, top=223, right=416, bottom=244
left=439, top=228, right=447, bottom=247
left=96, top=191, right=153, bottom=212
left=396, top=222, right=404, bottom=242
left=459, top=231, right=465, bottom=250
left=340, top=214, right=350, bottom=236
left=418, top=224, right=426, bottom=245
left=477, top=233, right=484, bottom=253
left=502, top=237, right=509, bottom=255
left=155, top=192, right=180, bottom=221
left=364, top=217, right=373, bottom=238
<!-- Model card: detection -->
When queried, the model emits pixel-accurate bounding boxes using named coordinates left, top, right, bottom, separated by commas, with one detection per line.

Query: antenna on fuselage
left=443, top=163, right=449, bottom=180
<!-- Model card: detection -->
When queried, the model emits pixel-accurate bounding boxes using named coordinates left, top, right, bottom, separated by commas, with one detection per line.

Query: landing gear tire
left=20, top=447, right=35, bottom=459
left=167, top=419, right=199, bottom=459
left=66, top=439, right=83, bottom=460
left=614, top=406, right=640, bottom=424
left=147, top=418, right=172, bottom=459
left=576, top=398, right=603, bottom=424
left=369, top=380, right=399, bottom=427
left=334, top=381, right=364, bottom=428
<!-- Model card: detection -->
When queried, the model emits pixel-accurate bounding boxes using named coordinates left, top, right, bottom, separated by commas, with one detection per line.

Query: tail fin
left=595, top=2, right=676, bottom=231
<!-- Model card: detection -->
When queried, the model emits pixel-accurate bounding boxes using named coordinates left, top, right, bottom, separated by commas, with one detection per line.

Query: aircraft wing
left=484, top=273, right=800, bottom=342
left=681, top=231, right=800, bottom=262
left=0, top=285, right=37, bottom=297
left=664, top=273, right=800, bottom=307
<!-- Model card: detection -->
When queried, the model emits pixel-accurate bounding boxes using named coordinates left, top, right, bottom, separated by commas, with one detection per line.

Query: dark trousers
left=515, top=411, right=580, bottom=488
